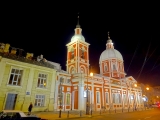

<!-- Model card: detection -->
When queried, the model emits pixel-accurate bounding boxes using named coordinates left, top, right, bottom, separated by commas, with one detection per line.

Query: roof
left=0, top=52, right=55, bottom=69
left=99, top=48, right=123, bottom=63
left=71, top=34, right=85, bottom=42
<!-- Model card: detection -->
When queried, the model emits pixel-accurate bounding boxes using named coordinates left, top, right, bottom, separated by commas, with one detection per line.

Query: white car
left=0, top=110, right=41, bottom=120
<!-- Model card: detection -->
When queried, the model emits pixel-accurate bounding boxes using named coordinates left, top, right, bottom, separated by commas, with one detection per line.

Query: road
left=54, top=108, right=160, bottom=120
left=35, top=108, right=160, bottom=120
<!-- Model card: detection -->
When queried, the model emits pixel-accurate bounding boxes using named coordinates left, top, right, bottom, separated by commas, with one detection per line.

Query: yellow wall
left=0, top=57, right=57, bottom=112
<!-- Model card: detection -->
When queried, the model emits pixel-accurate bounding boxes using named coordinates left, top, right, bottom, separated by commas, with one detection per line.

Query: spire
left=76, top=13, right=80, bottom=28
left=108, top=31, right=110, bottom=40
left=106, top=31, right=114, bottom=49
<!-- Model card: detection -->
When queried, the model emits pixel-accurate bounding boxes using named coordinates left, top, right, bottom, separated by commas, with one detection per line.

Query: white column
left=102, top=83, right=104, bottom=107
left=54, top=82, right=59, bottom=110
left=72, top=91, right=74, bottom=110
left=78, top=84, right=84, bottom=110
left=48, top=71, right=56, bottom=111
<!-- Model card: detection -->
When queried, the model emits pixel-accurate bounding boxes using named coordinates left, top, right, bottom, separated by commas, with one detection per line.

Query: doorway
left=4, top=93, right=17, bottom=110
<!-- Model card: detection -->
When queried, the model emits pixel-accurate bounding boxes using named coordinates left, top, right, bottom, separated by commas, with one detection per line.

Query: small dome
left=99, top=49, right=123, bottom=63
left=71, top=34, right=85, bottom=42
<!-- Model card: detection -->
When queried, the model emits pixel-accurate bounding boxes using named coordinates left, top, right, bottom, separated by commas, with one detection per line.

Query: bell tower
left=66, top=16, right=90, bottom=74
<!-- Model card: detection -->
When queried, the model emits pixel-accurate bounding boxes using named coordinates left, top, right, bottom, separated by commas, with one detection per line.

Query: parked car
left=152, top=104, right=160, bottom=108
left=0, top=110, right=41, bottom=120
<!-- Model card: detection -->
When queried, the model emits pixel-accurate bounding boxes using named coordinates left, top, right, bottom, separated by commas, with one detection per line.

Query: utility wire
left=127, top=42, right=140, bottom=73
left=137, top=41, right=151, bottom=81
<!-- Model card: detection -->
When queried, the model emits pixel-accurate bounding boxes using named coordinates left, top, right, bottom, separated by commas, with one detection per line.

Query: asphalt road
left=58, top=108, right=160, bottom=120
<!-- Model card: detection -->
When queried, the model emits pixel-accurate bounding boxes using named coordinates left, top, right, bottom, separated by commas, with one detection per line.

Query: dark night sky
left=0, top=2, right=160, bottom=86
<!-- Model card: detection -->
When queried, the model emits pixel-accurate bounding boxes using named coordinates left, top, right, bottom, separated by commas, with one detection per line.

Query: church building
left=54, top=18, right=143, bottom=112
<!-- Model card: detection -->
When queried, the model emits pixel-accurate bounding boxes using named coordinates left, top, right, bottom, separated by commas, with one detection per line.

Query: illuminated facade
left=0, top=44, right=57, bottom=112
left=54, top=21, right=144, bottom=111
left=0, top=20, right=144, bottom=112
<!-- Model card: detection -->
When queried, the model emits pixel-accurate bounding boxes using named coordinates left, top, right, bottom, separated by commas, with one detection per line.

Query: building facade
left=0, top=44, right=57, bottom=112
left=54, top=22, right=144, bottom=111
left=0, top=20, right=146, bottom=112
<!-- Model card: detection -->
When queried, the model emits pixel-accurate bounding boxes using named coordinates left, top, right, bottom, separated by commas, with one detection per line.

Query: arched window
left=71, top=48, right=74, bottom=59
left=81, top=49, right=84, bottom=59
left=104, top=63, right=108, bottom=72
left=71, top=67, right=75, bottom=74
left=81, top=68, right=84, bottom=73
left=113, top=64, right=116, bottom=70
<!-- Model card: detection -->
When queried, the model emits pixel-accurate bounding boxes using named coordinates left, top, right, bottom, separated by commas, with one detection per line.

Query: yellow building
left=0, top=43, right=57, bottom=112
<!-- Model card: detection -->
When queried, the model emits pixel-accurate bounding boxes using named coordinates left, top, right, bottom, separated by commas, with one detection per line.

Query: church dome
left=99, top=48, right=123, bottom=62
left=71, top=34, right=85, bottom=42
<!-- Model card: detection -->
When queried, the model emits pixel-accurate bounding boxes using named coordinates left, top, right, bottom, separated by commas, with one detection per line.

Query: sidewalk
left=33, top=111, right=91, bottom=120
left=32, top=108, right=154, bottom=120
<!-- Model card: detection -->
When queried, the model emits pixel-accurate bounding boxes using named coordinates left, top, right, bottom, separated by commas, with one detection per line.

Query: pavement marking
left=144, top=116, right=151, bottom=119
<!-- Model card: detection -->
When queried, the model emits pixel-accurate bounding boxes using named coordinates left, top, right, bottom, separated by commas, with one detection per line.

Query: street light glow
left=134, top=84, right=137, bottom=87
left=90, top=72, right=93, bottom=76
left=146, top=87, right=149, bottom=90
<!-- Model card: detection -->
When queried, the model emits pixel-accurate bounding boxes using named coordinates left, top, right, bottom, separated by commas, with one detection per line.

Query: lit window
left=112, top=93, right=121, bottom=103
left=8, top=68, right=23, bottom=86
left=66, top=93, right=71, bottom=105
left=37, top=73, right=47, bottom=88
left=35, top=95, right=45, bottom=106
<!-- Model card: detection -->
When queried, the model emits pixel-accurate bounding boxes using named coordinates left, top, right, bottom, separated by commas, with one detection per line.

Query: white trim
left=34, top=94, right=45, bottom=107
left=37, top=72, right=48, bottom=89
left=7, top=66, right=24, bottom=86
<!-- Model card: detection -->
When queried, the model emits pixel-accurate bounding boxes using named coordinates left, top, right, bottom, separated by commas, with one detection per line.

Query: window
left=8, top=68, right=23, bottom=86
left=104, top=63, right=108, bottom=72
left=35, top=95, right=45, bottom=106
left=60, top=77, right=64, bottom=83
left=37, top=73, right=47, bottom=88
left=71, top=50, right=74, bottom=59
left=67, top=79, right=70, bottom=83
left=112, top=93, right=116, bottom=103
left=96, top=92, right=100, bottom=103
left=71, top=68, right=75, bottom=74
left=130, top=94, right=134, bottom=103
left=113, top=64, right=116, bottom=70
left=123, top=94, right=127, bottom=104
left=66, top=93, right=71, bottom=105
left=105, top=92, right=109, bottom=103
left=81, top=49, right=84, bottom=59
left=112, top=93, right=121, bottom=103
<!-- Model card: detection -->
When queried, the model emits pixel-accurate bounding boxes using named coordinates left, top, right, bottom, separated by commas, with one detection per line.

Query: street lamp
left=86, top=67, right=93, bottom=115
left=146, top=87, right=149, bottom=108
left=90, top=72, right=93, bottom=115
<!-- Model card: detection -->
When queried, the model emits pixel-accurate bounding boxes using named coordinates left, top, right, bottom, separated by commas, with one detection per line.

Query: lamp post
left=146, top=87, right=149, bottom=108
left=133, top=84, right=137, bottom=111
left=86, top=67, right=93, bottom=115
left=90, top=72, right=93, bottom=115
left=86, top=67, right=89, bottom=115
left=59, top=78, right=63, bottom=118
